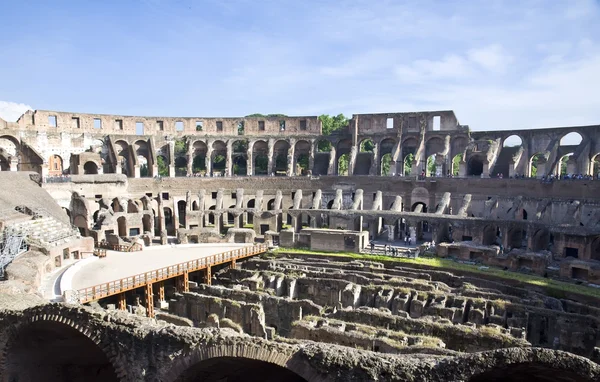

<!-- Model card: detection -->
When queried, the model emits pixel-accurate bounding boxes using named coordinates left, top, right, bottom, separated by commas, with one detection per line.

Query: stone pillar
left=308, top=141, right=315, bottom=175
left=409, top=226, right=417, bottom=244
left=459, top=160, right=466, bottom=177
left=267, top=138, right=275, bottom=175
left=348, top=144, right=358, bottom=175
left=168, top=141, right=176, bottom=177
left=566, top=157, right=577, bottom=175
left=327, top=146, right=336, bottom=175
left=134, top=164, right=141, bottom=178
left=287, top=142, right=295, bottom=176
left=206, top=146, right=213, bottom=176
left=482, top=160, right=490, bottom=178
left=225, top=140, right=233, bottom=177
left=386, top=224, right=395, bottom=242
left=41, top=164, right=49, bottom=179
left=186, top=141, right=193, bottom=176
left=247, top=144, right=253, bottom=176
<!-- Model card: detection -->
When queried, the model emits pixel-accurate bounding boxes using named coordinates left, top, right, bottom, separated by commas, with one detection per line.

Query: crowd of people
left=43, top=175, right=72, bottom=183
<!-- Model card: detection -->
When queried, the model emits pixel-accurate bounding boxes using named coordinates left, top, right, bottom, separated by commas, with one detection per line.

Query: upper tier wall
left=15, top=110, right=321, bottom=136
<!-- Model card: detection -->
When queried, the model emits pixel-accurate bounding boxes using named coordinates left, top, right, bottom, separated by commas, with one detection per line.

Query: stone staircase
left=6, top=216, right=81, bottom=248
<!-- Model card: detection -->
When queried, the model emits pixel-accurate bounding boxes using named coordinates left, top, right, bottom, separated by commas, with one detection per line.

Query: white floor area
left=69, top=243, right=251, bottom=291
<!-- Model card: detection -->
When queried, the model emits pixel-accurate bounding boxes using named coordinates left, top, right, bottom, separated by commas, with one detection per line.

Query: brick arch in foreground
left=160, top=342, right=327, bottom=382
left=0, top=310, right=129, bottom=381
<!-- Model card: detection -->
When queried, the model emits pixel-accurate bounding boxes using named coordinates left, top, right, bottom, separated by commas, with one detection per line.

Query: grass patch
left=273, top=248, right=600, bottom=300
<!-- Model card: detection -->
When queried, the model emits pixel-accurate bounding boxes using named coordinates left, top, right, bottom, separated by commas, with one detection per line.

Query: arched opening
left=313, top=139, right=332, bottom=175
left=232, top=140, right=248, bottom=175
left=174, top=157, right=188, bottom=177
left=507, top=227, right=526, bottom=249
left=48, top=154, right=63, bottom=176
left=336, top=139, right=352, bottom=175
left=142, top=214, right=152, bottom=234
left=192, top=201, right=199, bottom=211
left=592, top=153, right=600, bottom=178
left=171, top=356, right=306, bottom=382
left=468, top=362, right=592, bottom=382
left=529, top=153, right=544, bottom=177
left=380, top=153, right=393, bottom=176
left=212, top=140, right=227, bottom=175
left=355, top=138, right=374, bottom=175
left=267, top=199, right=276, bottom=211
left=531, top=229, right=550, bottom=251
left=207, top=206, right=216, bottom=226
left=3, top=320, right=119, bottom=382
left=134, top=140, right=151, bottom=177
left=560, top=132, right=583, bottom=146
left=337, top=153, right=350, bottom=176
left=192, top=141, right=208, bottom=175
left=273, top=140, right=290, bottom=175
left=83, top=161, right=98, bottom=174
left=0, top=154, right=10, bottom=171
left=117, top=216, right=127, bottom=237
left=246, top=199, right=255, bottom=225
left=294, top=140, right=310, bottom=175
left=451, top=153, right=463, bottom=176
left=157, top=154, right=169, bottom=177
left=558, top=153, right=574, bottom=176
left=468, top=156, right=484, bottom=176
left=114, top=140, right=130, bottom=176
left=178, top=200, right=186, bottom=228
left=252, top=140, right=268, bottom=175
left=503, top=135, right=523, bottom=147
left=127, top=200, right=139, bottom=213
left=402, top=153, right=414, bottom=176
left=482, top=225, right=498, bottom=246
left=426, top=154, right=437, bottom=177
left=112, top=198, right=122, bottom=213
left=164, top=207, right=174, bottom=235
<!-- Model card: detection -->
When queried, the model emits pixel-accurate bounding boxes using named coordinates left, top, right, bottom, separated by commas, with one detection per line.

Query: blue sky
left=1, top=0, right=599, bottom=133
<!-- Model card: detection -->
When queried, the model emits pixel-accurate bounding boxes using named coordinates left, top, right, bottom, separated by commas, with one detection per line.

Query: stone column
left=348, top=144, right=358, bottom=175
left=186, top=140, right=193, bottom=176
left=168, top=141, right=176, bottom=177
left=206, top=145, right=213, bottom=176
left=287, top=140, right=295, bottom=176
left=308, top=140, right=315, bottom=175
left=267, top=138, right=275, bottom=175
left=327, top=146, right=336, bottom=175
left=225, top=140, right=233, bottom=177
left=246, top=143, right=253, bottom=176
left=386, top=224, right=395, bottom=242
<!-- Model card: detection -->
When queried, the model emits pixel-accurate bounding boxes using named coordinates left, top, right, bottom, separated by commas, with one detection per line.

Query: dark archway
left=83, top=161, right=98, bottom=174
left=172, top=356, right=306, bottom=382
left=468, top=156, right=484, bottom=176
left=2, top=320, right=119, bottom=382
left=178, top=200, right=186, bottom=228
left=117, top=216, right=127, bottom=237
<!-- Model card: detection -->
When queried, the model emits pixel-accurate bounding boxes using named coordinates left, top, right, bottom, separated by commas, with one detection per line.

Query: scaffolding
left=0, top=229, right=27, bottom=279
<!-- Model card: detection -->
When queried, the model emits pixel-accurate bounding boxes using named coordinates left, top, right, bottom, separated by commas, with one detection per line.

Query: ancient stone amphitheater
left=0, top=109, right=599, bottom=381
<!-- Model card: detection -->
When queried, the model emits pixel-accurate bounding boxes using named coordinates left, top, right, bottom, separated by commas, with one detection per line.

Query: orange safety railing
left=75, top=244, right=268, bottom=304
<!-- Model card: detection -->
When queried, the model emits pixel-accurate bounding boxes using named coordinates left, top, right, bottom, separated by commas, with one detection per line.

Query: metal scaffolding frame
left=0, top=230, right=27, bottom=279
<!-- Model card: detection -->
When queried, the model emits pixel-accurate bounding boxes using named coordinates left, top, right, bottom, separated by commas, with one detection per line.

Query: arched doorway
left=170, top=356, right=306, bottom=382
left=83, top=161, right=98, bottom=174
left=468, top=156, right=484, bottom=176
left=117, top=216, right=127, bottom=237
left=2, top=320, right=119, bottom=381
left=48, top=154, right=63, bottom=176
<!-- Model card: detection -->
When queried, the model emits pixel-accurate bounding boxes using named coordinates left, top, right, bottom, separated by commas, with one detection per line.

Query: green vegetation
left=157, top=155, right=169, bottom=176
left=245, top=113, right=288, bottom=118
left=338, top=153, right=349, bottom=175
left=272, top=248, right=600, bottom=299
left=381, top=153, right=392, bottom=176
left=174, top=139, right=186, bottom=156
left=360, top=139, right=374, bottom=153
left=452, top=154, right=463, bottom=176
left=403, top=153, right=414, bottom=176
left=427, top=155, right=436, bottom=176
left=318, top=114, right=348, bottom=152
left=140, top=163, right=148, bottom=177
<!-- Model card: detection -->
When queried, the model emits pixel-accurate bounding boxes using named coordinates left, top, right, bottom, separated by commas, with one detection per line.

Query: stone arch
left=531, top=228, right=550, bottom=251
left=0, top=313, right=122, bottom=381
left=425, top=136, right=445, bottom=157
left=212, top=140, right=227, bottom=175
left=48, top=154, right=63, bottom=176
left=142, top=213, right=152, bottom=233
left=410, top=187, right=429, bottom=208
left=178, top=200, right=187, bottom=228
left=117, top=216, right=127, bottom=237
left=590, top=236, right=600, bottom=261
left=507, top=226, right=526, bottom=249
left=192, top=140, right=208, bottom=174
left=232, top=139, right=248, bottom=176
left=529, top=152, right=545, bottom=177
left=591, top=152, right=600, bottom=177
left=127, top=199, right=139, bottom=213
left=252, top=140, right=269, bottom=175
left=503, top=134, right=523, bottom=147
left=0, top=152, right=10, bottom=171
left=558, top=152, right=575, bottom=176
left=482, top=225, right=497, bottom=245
left=313, top=139, right=332, bottom=175
left=83, top=161, right=99, bottom=174
left=160, top=344, right=310, bottom=382
left=354, top=138, right=374, bottom=175
left=133, top=140, right=150, bottom=177
left=467, top=155, right=485, bottom=176
left=273, top=139, right=290, bottom=174
left=294, top=140, right=311, bottom=175
left=560, top=131, right=583, bottom=146
left=114, top=139, right=130, bottom=175
left=0, top=134, right=19, bottom=156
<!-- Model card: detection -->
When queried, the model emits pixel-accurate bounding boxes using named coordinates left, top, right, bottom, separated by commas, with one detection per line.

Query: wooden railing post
left=117, top=292, right=126, bottom=311
left=145, top=282, right=154, bottom=318
left=205, top=265, right=212, bottom=285
left=158, top=281, right=165, bottom=302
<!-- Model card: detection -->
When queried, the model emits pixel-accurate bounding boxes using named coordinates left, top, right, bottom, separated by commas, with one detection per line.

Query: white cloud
left=467, top=44, right=513, bottom=73
left=0, top=101, right=32, bottom=122
left=394, top=55, right=472, bottom=83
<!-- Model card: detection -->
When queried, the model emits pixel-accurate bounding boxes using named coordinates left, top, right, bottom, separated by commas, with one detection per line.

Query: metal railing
left=75, top=243, right=268, bottom=303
